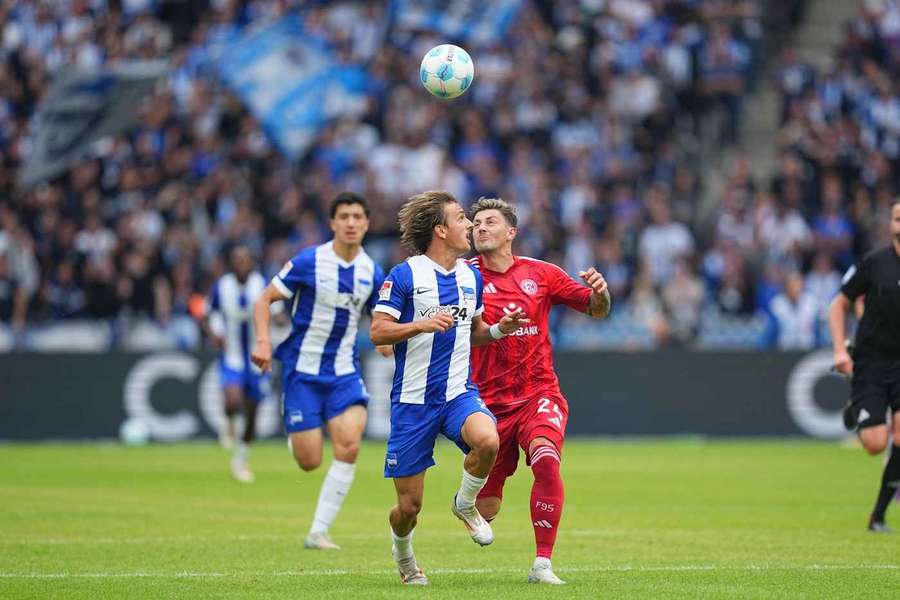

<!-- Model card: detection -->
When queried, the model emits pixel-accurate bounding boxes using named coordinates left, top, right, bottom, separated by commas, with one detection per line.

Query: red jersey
left=469, top=255, right=591, bottom=409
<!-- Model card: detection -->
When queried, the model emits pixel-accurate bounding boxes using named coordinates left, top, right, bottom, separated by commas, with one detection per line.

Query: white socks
left=309, top=460, right=356, bottom=535
left=392, top=528, right=414, bottom=559
left=455, top=468, right=487, bottom=510
left=233, top=441, right=249, bottom=464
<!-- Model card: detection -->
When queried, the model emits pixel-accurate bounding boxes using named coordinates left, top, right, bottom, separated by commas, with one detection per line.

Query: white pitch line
left=1, top=564, right=897, bottom=579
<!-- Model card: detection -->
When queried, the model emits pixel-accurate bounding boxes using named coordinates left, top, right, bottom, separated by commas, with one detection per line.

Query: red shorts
left=478, top=393, right=569, bottom=501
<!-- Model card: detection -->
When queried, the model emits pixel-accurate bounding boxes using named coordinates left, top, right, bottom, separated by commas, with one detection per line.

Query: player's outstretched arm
left=579, top=267, right=611, bottom=319
left=470, top=308, right=530, bottom=347
left=251, top=283, right=288, bottom=373
left=828, top=292, right=853, bottom=376
left=370, top=311, right=454, bottom=346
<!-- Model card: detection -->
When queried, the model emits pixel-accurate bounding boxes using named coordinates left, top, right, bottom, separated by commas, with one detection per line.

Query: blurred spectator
left=769, top=271, right=818, bottom=349
left=638, top=186, right=694, bottom=286
left=662, top=258, right=705, bottom=345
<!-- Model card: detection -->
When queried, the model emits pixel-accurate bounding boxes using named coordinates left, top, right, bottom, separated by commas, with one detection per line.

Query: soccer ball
left=420, top=44, right=475, bottom=99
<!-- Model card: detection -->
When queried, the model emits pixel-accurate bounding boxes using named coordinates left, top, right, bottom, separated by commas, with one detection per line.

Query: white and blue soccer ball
left=420, top=44, right=475, bottom=99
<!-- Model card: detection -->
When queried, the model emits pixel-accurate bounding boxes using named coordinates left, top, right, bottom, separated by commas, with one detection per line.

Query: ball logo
left=520, top=279, right=538, bottom=296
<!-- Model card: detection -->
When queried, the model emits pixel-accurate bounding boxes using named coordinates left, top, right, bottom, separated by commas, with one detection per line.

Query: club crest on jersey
left=385, top=453, right=398, bottom=469
left=378, top=281, right=393, bottom=301
left=520, top=278, right=538, bottom=296
left=460, top=286, right=475, bottom=302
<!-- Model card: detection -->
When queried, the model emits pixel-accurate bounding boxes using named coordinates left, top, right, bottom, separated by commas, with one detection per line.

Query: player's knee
left=861, top=436, right=888, bottom=456
left=293, top=451, right=322, bottom=472
left=471, top=430, right=499, bottom=460
left=333, top=440, right=360, bottom=463
left=477, top=497, right=501, bottom=522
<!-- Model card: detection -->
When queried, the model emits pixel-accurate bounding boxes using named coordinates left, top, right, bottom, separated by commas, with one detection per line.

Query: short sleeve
left=472, top=266, right=484, bottom=316
left=548, top=263, right=592, bottom=311
left=840, top=257, right=870, bottom=300
left=373, top=263, right=412, bottom=320
left=206, top=281, right=225, bottom=336
left=367, top=263, right=387, bottom=312
left=272, top=249, right=313, bottom=298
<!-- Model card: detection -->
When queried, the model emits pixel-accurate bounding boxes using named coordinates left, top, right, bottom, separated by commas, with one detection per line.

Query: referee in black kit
left=829, top=198, right=900, bottom=533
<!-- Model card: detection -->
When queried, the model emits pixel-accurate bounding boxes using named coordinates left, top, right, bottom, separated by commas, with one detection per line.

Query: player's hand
left=417, top=312, right=455, bottom=334
left=578, top=267, right=608, bottom=296
left=211, top=334, right=225, bottom=350
left=376, top=344, right=394, bottom=357
left=498, top=306, right=530, bottom=335
left=251, top=340, right=273, bottom=373
left=833, top=349, right=853, bottom=377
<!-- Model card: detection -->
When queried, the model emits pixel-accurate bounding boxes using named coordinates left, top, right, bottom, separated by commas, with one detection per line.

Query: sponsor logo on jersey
left=414, top=286, right=432, bottom=295
left=508, top=325, right=539, bottom=337
left=520, top=278, right=538, bottom=295
left=336, top=292, right=363, bottom=309
left=378, top=280, right=393, bottom=301
left=419, top=305, right=470, bottom=321
left=484, top=282, right=498, bottom=294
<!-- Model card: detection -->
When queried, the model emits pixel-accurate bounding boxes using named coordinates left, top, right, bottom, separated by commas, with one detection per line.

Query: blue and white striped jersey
left=373, top=254, right=484, bottom=405
left=208, top=271, right=267, bottom=372
left=272, top=241, right=384, bottom=378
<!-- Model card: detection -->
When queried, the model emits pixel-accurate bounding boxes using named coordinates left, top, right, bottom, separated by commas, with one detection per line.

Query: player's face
left=891, top=203, right=900, bottom=243
left=231, top=248, right=253, bottom=281
left=331, top=203, right=369, bottom=246
left=441, top=202, right=473, bottom=253
left=472, top=209, right=515, bottom=253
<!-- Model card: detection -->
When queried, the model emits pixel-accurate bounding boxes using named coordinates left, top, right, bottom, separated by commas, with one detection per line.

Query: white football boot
left=527, top=558, right=566, bottom=585
left=230, top=458, right=254, bottom=483
left=451, top=493, right=494, bottom=546
left=392, top=545, right=429, bottom=585
left=303, top=532, right=341, bottom=550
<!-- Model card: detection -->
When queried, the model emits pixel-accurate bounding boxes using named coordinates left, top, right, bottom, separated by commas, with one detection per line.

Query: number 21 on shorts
left=537, top=398, right=563, bottom=429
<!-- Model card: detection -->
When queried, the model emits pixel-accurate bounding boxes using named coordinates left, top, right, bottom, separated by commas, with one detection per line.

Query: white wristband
left=489, top=323, right=506, bottom=340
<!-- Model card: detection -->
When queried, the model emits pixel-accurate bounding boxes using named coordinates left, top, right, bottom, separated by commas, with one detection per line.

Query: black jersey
left=840, top=245, right=900, bottom=358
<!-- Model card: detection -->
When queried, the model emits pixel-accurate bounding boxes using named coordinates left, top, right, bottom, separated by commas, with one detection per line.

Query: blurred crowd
left=2, top=0, right=893, bottom=352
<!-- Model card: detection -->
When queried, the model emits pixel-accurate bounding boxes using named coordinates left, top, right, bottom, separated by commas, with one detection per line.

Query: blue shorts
left=220, top=362, right=269, bottom=402
left=282, top=371, right=369, bottom=433
left=384, top=390, right=496, bottom=478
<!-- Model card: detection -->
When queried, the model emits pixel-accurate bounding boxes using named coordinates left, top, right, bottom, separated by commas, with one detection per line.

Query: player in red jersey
left=468, top=198, right=611, bottom=585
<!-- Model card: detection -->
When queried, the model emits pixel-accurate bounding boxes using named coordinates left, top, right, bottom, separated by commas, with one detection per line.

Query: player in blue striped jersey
left=370, top=191, right=529, bottom=585
left=251, top=192, right=388, bottom=550
left=206, top=246, right=271, bottom=483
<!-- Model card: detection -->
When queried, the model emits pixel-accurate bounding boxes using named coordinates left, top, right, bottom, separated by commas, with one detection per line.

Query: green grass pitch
left=1, top=439, right=898, bottom=599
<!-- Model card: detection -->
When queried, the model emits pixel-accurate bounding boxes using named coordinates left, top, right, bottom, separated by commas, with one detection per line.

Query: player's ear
left=507, top=226, right=517, bottom=241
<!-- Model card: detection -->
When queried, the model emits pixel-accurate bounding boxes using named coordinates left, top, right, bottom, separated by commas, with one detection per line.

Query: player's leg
left=219, top=364, right=243, bottom=449
left=444, top=394, right=498, bottom=546
left=390, top=472, right=428, bottom=585
left=854, top=357, right=897, bottom=532
left=305, top=403, right=367, bottom=548
left=866, top=411, right=900, bottom=532
left=385, top=402, right=439, bottom=585
left=230, top=373, right=265, bottom=483
left=522, top=395, right=568, bottom=584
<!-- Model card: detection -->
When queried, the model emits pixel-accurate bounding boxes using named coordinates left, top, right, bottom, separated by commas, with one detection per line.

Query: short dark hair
left=397, top=190, right=459, bottom=255
left=329, top=191, right=370, bottom=219
left=469, top=197, right=517, bottom=227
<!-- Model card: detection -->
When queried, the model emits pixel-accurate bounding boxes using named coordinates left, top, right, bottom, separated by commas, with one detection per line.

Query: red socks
left=530, top=445, right=564, bottom=559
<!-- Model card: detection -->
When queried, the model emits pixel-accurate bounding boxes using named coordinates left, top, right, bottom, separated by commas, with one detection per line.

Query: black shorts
left=850, top=354, right=900, bottom=429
